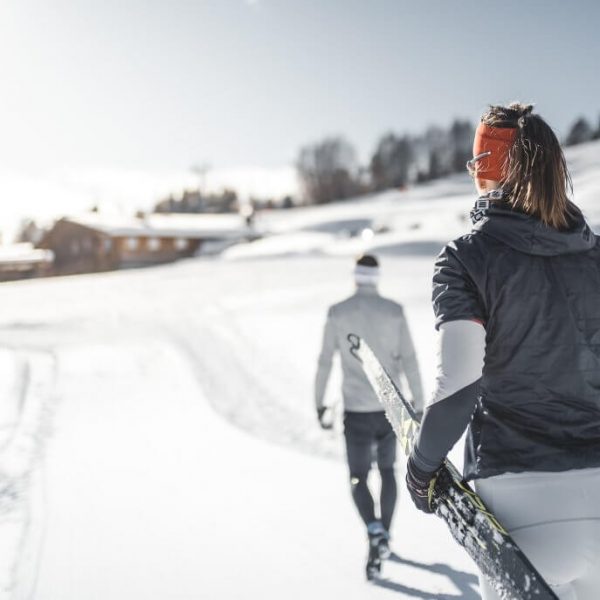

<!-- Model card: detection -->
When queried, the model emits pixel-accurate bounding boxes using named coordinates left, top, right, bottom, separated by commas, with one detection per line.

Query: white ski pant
left=474, top=467, right=600, bottom=600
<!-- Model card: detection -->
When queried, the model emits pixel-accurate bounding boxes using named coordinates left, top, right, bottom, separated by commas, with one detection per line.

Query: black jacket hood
left=473, top=203, right=596, bottom=257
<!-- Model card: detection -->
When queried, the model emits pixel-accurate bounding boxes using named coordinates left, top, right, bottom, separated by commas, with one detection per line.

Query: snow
left=0, top=257, right=475, bottom=599
left=0, top=140, right=599, bottom=599
left=0, top=243, right=53, bottom=266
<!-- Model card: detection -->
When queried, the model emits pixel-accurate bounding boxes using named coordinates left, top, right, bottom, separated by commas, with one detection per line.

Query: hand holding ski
left=347, top=333, right=558, bottom=600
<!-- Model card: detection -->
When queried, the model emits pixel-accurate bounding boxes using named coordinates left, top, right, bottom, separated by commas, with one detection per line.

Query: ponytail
left=481, top=103, right=575, bottom=230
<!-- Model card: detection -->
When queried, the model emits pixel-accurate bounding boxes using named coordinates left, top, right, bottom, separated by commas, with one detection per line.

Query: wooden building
left=39, top=213, right=252, bottom=276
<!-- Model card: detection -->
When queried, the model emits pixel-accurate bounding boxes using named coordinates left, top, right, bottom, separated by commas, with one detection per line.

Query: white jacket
left=315, top=284, right=424, bottom=413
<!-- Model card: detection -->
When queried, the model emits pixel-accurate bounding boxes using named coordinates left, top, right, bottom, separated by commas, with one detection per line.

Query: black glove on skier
left=405, top=456, right=450, bottom=514
left=316, top=407, right=333, bottom=430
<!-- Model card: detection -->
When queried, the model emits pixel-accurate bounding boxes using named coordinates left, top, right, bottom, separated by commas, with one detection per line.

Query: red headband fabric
left=472, top=123, right=517, bottom=182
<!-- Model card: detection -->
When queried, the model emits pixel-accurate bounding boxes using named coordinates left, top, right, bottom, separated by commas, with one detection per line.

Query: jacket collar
left=356, top=283, right=379, bottom=295
left=472, top=194, right=595, bottom=256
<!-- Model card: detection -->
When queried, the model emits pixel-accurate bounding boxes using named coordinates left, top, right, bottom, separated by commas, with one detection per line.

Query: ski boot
left=365, top=541, right=381, bottom=581
left=365, top=521, right=389, bottom=580
left=377, top=533, right=391, bottom=560
left=368, top=521, right=391, bottom=559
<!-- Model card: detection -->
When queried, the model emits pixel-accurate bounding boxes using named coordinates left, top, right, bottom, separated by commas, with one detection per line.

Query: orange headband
left=472, top=123, right=517, bottom=182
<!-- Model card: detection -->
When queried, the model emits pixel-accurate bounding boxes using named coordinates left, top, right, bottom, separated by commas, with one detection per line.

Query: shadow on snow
left=374, top=553, right=480, bottom=600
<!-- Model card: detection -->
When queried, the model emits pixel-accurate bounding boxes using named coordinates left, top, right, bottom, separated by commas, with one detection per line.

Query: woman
left=405, top=103, right=600, bottom=600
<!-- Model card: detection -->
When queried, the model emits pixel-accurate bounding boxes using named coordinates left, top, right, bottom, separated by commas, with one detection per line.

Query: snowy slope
left=0, top=140, right=599, bottom=599
left=229, top=140, right=600, bottom=261
left=0, top=258, right=475, bottom=599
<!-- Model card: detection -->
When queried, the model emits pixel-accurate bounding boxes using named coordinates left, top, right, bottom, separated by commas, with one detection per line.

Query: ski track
left=0, top=348, right=56, bottom=600
left=164, top=308, right=342, bottom=461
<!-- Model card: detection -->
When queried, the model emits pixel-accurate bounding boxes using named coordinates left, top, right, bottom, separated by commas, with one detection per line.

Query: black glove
left=405, top=456, right=450, bottom=514
left=316, top=407, right=333, bottom=430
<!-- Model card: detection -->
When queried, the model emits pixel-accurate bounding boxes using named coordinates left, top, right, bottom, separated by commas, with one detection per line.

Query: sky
left=0, top=0, right=599, bottom=239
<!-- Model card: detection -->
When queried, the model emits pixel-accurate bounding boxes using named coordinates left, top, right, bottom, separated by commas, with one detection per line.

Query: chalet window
left=103, top=238, right=112, bottom=252
left=175, top=238, right=188, bottom=251
left=147, top=238, right=161, bottom=251
left=126, top=237, right=139, bottom=251
left=71, top=240, right=80, bottom=255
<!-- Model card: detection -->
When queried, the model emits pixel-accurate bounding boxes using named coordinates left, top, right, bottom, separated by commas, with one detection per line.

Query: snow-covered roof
left=63, top=213, right=251, bottom=240
left=0, top=243, right=54, bottom=267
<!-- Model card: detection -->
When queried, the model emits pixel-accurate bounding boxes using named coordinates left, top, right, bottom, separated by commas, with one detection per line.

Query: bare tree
left=15, top=219, right=47, bottom=246
left=296, top=136, right=362, bottom=204
left=370, top=133, right=414, bottom=191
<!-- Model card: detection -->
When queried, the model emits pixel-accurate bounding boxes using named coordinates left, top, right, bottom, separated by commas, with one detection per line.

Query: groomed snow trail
left=0, top=254, right=479, bottom=599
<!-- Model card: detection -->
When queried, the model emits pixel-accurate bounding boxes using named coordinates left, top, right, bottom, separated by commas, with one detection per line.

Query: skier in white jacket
left=315, top=254, right=424, bottom=578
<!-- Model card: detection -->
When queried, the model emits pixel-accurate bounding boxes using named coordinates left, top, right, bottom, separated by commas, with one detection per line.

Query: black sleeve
left=432, top=241, right=486, bottom=330
left=411, top=380, right=480, bottom=473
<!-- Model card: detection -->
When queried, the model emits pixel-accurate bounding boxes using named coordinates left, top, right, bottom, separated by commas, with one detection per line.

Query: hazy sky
left=0, top=0, right=599, bottom=235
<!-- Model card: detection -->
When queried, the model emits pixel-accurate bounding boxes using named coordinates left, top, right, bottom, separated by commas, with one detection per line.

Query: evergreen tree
left=424, top=126, right=451, bottom=180
left=428, top=148, right=445, bottom=180
left=565, top=117, right=593, bottom=146
left=593, top=115, right=600, bottom=140
left=449, top=119, right=475, bottom=172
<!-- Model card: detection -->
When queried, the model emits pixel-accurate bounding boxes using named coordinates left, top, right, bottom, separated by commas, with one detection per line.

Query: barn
left=39, top=213, right=252, bottom=276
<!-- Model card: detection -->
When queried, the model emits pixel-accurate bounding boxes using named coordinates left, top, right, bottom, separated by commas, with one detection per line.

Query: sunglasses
left=466, top=151, right=492, bottom=177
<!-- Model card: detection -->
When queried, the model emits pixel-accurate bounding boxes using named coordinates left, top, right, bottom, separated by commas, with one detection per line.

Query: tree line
left=297, top=114, right=600, bottom=205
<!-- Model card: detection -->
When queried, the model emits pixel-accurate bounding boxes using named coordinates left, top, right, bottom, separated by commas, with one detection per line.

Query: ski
left=347, top=333, right=558, bottom=600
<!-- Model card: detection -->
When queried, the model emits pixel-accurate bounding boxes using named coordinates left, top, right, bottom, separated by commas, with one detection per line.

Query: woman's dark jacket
left=421, top=202, right=600, bottom=481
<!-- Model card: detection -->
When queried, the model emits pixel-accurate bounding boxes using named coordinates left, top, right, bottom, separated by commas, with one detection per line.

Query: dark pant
left=343, top=410, right=397, bottom=532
